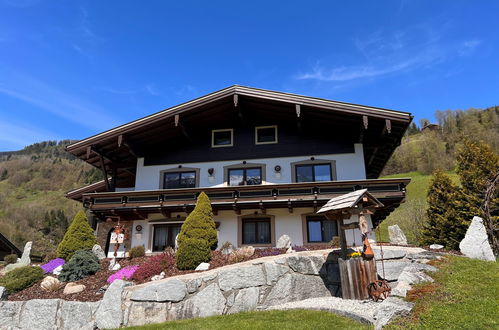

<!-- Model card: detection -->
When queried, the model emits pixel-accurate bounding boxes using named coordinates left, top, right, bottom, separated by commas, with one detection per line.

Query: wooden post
left=338, top=218, right=348, bottom=260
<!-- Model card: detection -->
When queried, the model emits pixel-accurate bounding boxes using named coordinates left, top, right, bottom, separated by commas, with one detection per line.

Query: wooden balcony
left=83, top=178, right=410, bottom=226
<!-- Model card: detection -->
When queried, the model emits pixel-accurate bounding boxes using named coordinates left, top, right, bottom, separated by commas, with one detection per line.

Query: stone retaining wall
left=0, top=250, right=341, bottom=329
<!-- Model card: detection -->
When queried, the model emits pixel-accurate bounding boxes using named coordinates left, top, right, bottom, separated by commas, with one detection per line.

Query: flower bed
left=40, top=258, right=65, bottom=273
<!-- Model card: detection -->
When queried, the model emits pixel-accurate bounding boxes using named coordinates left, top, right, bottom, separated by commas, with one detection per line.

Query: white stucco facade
left=129, top=207, right=375, bottom=251
left=133, top=143, right=366, bottom=190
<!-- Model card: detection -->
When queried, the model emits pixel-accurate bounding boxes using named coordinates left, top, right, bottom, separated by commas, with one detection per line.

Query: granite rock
left=388, top=225, right=407, bottom=245
left=459, top=216, right=496, bottom=261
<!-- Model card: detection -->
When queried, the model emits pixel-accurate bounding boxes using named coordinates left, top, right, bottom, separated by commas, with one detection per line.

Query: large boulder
left=130, top=279, right=187, bottom=302
left=218, top=265, right=266, bottom=291
left=227, top=287, right=259, bottom=314
left=388, top=225, right=407, bottom=245
left=59, top=300, right=100, bottom=330
left=40, top=276, right=62, bottom=291
left=459, top=216, right=495, bottom=261
left=286, top=255, right=324, bottom=275
left=92, top=244, right=106, bottom=260
left=19, top=299, right=59, bottom=330
left=180, top=283, right=226, bottom=318
left=95, top=280, right=132, bottom=329
left=19, top=241, right=32, bottom=265
left=373, top=297, right=413, bottom=329
left=276, top=235, right=292, bottom=249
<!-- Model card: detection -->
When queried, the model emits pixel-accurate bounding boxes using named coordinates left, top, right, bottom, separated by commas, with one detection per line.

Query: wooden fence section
left=338, top=257, right=377, bottom=300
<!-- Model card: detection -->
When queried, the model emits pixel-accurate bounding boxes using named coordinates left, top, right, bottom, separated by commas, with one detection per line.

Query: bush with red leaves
left=131, top=252, right=175, bottom=281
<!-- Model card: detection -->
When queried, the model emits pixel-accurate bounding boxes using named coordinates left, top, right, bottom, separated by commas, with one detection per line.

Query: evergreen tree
left=176, top=192, right=217, bottom=270
left=56, top=210, right=97, bottom=261
left=176, top=192, right=218, bottom=250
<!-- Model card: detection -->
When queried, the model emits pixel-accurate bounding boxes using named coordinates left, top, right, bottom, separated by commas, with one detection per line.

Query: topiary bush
left=0, top=266, right=44, bottom=294
left=129, top=245, right=145, bottom=259
left=177, top=192, right=218, bottom=250
left=58, top=249, right=100, bottom=282
left=3, top=254, right=18, bottom=265
left=56, top=210, right=97, bottom=261
left=176, top=238, right=211, bottom=270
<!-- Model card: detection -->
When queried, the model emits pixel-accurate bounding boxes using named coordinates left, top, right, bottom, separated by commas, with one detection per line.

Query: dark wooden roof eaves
left=0, top=232, right=22, bottom=256
left=66, top=85, right=412, bottom=153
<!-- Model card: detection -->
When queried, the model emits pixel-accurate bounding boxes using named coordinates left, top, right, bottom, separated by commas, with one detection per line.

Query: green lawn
left=388, top=256, right=499, bottom=329
left=120, top=309, right=371, bottom=330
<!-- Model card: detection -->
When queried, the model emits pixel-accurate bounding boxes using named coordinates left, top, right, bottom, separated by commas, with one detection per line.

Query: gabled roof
left=317, top=188, right=383, bottom=214
left=66, top=85, right=413, bottom=180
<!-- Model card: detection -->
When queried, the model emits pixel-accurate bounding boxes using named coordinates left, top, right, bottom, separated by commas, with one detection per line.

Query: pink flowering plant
left=40, top=258, right=65, bottom=273
left=107, top=265, right=139, bottom=284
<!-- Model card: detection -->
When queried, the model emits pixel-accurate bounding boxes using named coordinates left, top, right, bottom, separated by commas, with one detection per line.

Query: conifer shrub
left=177, top=192, right=217, bottom=250
left=58, top=249, right=100, bottom=282
left=176, top=238, right=211, bottom=270
left=129, top=245, right=145, bottom=259
left=0, top=266, right=44, bottom=294
left=3, top=254, right=18, bottom=265
left=56, top=210, right=97, bottom=261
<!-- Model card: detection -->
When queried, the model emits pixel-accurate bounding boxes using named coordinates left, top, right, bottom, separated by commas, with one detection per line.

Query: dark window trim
left=223, top=162, right=266, bottom=186
left=228, top=167, right=262, bottom=186
left=152, top=223, right=182, bottom=252
left=237, top=214, right=275, bottom=247
left=301, top=213, right=339, bottom=245
left=291, top=159, right=337, bottom=183
left=211, top=128, right=234, bottom=148
left=159, top=167, right=200, bottom=189
left=255, top=125, right=278, bottom=145
left=241, top=218, right=271, bottom=245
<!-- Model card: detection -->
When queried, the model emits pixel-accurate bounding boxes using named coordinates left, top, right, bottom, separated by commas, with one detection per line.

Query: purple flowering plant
left=107, top=265, right=139, bottom=284
left=40, top=258, right=65, bottom=273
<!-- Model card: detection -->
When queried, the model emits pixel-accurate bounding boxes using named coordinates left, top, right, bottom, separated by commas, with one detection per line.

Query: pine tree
left=176, top=192, right=218, bottom=250
left=56, top=210, right=97, bottom=261
left=176, top=192, right=217, bottom=270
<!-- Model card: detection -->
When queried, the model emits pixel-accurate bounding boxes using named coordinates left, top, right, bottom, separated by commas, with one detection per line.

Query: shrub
left=132, top=253, right=174, bottom=281
left=40, top=258, right=65, bottom=273
left=176, top=238, right=211, bottom=270
left=107, top=265, right=139, bottom=284
left=0, top=266, right=44, bottom=294
left=177, top=192, right=218, bottom=250
left=330, top=236, right=341, bottom=248
left=56, top=210, right=97, bottom=261
left=58, top=250, right=100, bottom=282
left=129, top=246, right=145, bottom=259
left=4, top=254, right=18, bottom=265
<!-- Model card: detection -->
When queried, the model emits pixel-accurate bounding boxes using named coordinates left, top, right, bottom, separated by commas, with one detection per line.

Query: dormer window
left=255, top=125, right=277, bottom=145
left=212, top=129, right=233, bottom=147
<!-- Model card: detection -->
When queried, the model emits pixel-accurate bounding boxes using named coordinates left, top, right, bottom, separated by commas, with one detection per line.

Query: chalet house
left=66, top=86, right=412, bottom=257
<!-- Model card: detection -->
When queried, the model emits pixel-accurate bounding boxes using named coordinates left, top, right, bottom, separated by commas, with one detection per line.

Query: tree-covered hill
left=0, top=141, right=102, bottom=257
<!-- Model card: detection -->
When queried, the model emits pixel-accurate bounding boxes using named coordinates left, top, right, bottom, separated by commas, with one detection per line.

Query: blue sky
left=0, top=0, right=498, bottom=151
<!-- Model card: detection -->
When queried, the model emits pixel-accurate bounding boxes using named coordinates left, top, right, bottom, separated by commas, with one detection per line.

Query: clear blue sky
left=0, top=0, right=498, bottom=151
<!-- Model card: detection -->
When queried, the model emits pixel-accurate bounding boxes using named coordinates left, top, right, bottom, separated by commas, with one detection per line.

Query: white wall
left=129, top=207, right=375, bottom=251
left=134, top=144, right=366, bottom=190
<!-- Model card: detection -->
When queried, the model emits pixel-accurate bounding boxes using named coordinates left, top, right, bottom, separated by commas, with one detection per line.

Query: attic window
left=255, top=125, right=278, bottom=144
left=212, top=129, right=233, bottom=147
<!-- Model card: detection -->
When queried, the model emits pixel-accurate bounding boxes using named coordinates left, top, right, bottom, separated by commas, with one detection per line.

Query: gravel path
left=265, top=297, right=380, bottom=324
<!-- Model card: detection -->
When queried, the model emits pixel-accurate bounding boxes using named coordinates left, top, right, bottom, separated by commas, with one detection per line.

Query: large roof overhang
left=66, top=85, right=412, bottom=180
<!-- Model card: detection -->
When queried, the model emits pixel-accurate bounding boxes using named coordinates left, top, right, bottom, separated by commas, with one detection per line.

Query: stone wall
left=0, top=250, right=341, bottom=329
left=122, top=250, right=341, bottom=326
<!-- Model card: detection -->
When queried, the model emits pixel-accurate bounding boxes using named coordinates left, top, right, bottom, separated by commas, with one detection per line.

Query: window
left=255, top=125, right=278, bottom=144
left=163, top=171, right=196, bottom=189
left=152, top=224, right=182, bottom=252
left=228, top=168, right=262, bottom=186
left=212, top=129, right=233, bottom=147
left=242, top=218, right=271, bottom=244
left=306, top=216, right=338, bottom=243
left=295, top=164, right=332, bottom=182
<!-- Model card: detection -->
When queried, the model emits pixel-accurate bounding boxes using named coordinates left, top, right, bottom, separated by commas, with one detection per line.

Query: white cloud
left=0, top=121, right=60, bottom=150
left=459, top=39, right=481, bottom=56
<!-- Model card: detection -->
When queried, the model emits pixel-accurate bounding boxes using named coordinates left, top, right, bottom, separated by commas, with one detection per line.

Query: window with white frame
left=255, top=125, right=278, bottom=144
left=212, top=129, right=233, bottom=147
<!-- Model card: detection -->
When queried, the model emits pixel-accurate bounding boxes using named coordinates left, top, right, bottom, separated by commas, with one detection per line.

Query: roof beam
left=174, top=115, right=191, bottom=140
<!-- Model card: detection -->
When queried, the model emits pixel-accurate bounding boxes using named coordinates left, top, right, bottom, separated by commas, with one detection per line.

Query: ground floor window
left=152, top=224, right=182, bottom=252
left=306, top=215, right=338, bottom=243
left=242, top=218, right=271, bottom=244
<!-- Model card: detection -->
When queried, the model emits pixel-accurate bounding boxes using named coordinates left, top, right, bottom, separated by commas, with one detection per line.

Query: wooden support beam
left=259, top=201, right=266, bottom=215
left=338, top=218, right=348, bottom=259
left=132, top=209, right=147, bottom=220
left=160, top=209, right=171, bottom=218
left=99, top=154, right=111, bottom=191
left=385, top=119, right=392, bottom=134
left=118, top=134, right=123, bottom=147
left=287, top=200, right=293, bottom=213
left=86, top=146, right=92, bottom=159
left=174, top=115, right=190, bottom=140
left=233, top=203, right=241, bottom=215
left=296, top=104, right=302, bottom=131
left=363, top=115, right=369, bottom=130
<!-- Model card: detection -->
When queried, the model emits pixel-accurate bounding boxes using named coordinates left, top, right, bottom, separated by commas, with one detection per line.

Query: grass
left=120, top=309, right=371, bottom=330
left=379, top=171, right=459, bottom=244
left=387, top=256, right=499, bottom=330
